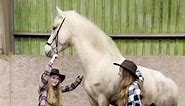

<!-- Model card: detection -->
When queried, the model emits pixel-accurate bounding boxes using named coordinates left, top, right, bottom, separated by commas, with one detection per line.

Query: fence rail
left=13, top=0, right=185, bottom=34
left=13, top=0, right=185, bottom=55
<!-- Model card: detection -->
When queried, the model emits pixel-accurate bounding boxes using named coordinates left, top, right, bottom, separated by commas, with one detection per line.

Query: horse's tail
left=168, top=78, right=178, bottom=106
left=155, top=77, right=178, bottom=106
left=163, top=78, right=178, bottom=106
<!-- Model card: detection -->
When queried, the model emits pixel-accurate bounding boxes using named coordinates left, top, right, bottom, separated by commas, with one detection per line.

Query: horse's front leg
left=98, top=94, right=109, bottom=106
left=87, top=95, right=98, bottom=106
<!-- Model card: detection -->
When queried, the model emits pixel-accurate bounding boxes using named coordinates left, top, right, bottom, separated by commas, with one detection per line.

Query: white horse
left=45, top=7, right=178, bottom=106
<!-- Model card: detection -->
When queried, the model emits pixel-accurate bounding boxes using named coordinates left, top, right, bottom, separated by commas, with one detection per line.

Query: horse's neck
left=71, top=36, right=101, bottom=66
left=71, top=34, right=124, bottom=71
left=70, top=15, right=124, bottom=69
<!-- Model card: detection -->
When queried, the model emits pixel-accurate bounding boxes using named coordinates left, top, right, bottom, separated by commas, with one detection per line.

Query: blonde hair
left=47, top=79, right=63, bottom=106
left=116, top=69, right=146, bottom=106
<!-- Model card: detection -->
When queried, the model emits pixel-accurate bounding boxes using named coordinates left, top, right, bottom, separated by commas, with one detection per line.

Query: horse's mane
left=65, top=10, right=123, bottom=59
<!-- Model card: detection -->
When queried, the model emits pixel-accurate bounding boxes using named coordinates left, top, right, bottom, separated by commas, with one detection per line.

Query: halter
left=46, top=18, right=65, bottom=54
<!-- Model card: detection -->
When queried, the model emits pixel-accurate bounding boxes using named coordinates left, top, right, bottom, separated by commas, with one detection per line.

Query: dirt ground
left=0, top=55, right=184, bottom=106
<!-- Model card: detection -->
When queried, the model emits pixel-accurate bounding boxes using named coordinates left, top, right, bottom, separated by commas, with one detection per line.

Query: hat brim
left=113, top=63, right=139, bottom=79
left=50, top=72, right=66, bottom=83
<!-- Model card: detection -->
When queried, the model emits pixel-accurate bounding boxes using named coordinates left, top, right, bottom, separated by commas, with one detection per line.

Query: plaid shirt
left=38, top=63, right=82, bottom=106
left=128, top=69, right=144, bottom=106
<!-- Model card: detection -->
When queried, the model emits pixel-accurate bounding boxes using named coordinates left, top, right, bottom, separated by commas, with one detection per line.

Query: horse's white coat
left=45, top=7, right=178, bottom=106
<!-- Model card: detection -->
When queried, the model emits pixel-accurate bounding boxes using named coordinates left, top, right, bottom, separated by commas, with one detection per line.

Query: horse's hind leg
left=98, top=94, right=109, bottom=106
left=87, top=95, right=98, bottom=106
left=149, top=103, right=156, bottom=106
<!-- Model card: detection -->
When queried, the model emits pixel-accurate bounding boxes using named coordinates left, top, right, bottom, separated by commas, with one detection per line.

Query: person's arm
left=61, top=75, right=83, bottom=93
left=136, top=69, right=144, bottom=82
left=39, top=56, right=56, bottom=90
left=128, top=83, right=143, bottom=106
left=38, top=54, right=58, bottom=106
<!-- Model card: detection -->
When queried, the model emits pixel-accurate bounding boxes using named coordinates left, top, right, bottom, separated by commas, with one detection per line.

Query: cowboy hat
left=113, top=60, right=138, bottom=79
left=50, top=68, right=65, bottom=82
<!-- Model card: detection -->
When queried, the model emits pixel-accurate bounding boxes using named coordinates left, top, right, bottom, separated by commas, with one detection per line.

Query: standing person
left=113, top=60, right=146, bottom=106
left=39, top=54, right=83, bottom=106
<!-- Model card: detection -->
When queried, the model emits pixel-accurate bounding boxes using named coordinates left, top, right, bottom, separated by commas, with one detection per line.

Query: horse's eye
left=52, top=26, right=57, bottom=30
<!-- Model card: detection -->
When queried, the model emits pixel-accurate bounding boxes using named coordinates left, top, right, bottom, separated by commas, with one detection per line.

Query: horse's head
left=45, top=7, right=72, bottom=57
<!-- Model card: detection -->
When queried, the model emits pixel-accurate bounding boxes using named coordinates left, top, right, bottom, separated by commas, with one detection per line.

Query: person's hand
left=48, top=54, right=58, bottom=66
left=76, top=75, right=83, bottom=82
left=52, top=54, right=58, bottom=59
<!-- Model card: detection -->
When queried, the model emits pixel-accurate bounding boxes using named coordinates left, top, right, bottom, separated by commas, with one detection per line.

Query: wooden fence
left=13, top=0, right=185, bottom=55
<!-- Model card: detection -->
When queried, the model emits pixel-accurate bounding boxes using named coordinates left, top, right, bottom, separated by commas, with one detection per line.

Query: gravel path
left=0, top=55, right=183, bottom=106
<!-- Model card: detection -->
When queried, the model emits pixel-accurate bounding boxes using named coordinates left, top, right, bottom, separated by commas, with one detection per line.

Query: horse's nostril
left=45, top=51, right=52, bottom=58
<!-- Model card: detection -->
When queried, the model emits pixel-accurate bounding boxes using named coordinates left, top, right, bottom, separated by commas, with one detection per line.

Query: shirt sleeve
left=61, top=77, right=82, bottom=93
left=38, top=90, right=48, bottom=106
left=38, top=62, right=52, bottom=106
left=128, top=82, right=143, bottom=106
left=136, top=69, right=144, bottom=82
left=39, top=63, right=52, bottom=91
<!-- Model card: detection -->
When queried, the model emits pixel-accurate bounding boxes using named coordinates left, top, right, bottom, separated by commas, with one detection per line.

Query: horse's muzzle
left=45, top=50, right=53, bottom=58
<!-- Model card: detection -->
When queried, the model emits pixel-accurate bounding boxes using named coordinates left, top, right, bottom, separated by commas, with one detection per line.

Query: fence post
left=0, top=0, right=13, bottom=54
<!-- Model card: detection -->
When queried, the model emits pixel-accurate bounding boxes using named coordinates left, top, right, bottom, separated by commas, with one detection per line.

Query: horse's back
left=138, top=66, right=178, bottom=106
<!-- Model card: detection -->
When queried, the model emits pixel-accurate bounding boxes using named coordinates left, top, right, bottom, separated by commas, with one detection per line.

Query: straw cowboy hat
left=113, top=60, right=139, bottom=79
left=50, top=68, right=66, bottom=82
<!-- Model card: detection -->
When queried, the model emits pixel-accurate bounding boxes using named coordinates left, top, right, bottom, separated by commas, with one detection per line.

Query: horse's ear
left=56, top=6, right=64, bottom=16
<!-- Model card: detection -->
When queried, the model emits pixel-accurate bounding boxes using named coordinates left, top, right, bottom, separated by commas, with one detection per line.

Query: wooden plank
left=145, top=0, right=152, bottom=33
left=80, top=0, right=86, bottom=16
left=28, top=37, right=32, bottom=55
left=175, top=0, right=180, bottom=32
left=14, top=37, right=21, bottom=54
left=20, top=37, right=29, bottom=55
left=184, top=39, right=185, bottom=55
left=84, top=0, right=89, bottom=17
left=171, top=39, right=176, bottom=55
left=128, top=0, right=136, bottom=33
left=37, top=0, right=47, bottom=32
left=167, top=39, right=176, bottom=55
left=104, top=0, right=111, bottom=34
left=111, top=34, right=185, bottom=38
left=159, top=39, right=168, bottom=55
left=153, top=0, right=160, bottom=33
left=95, top=0, right=103, bottom=30
left=143, top=1, right=146, bottom=33
left=120, top=0, right=127, bottom=33
left=116, top=39, right=127, bottom=55
left=40, top=38, right=46, bottom=55
left=14, top=0, right=21, bottom=31
left=136, top=0, right=144, bottom=33
left=57, top=0, right=64, bottom=10
left=151, top=39, right=159, bottom=55
left=159, top=0, right=163, bottom=33
left=87, top=0, right=95, bottom=22
left=31, top=37, right=38, bottom=55
left=114, top=39, right=121, bottom=54
left=110, top=0, right=113, bottom=33
left=122, top=39, right=129, bottom=55
left=77, top=0, right=81, bottom=12
left=175, top=39, right=183, bottom=55
left=71, top=0, right=78, bottom=11
left=63, top=0, right=70, bottom=10
left=46, top=0, right=53, bottom=32
left=162, top=0, right=169, bottom=33
left=128, top=39, right=137, bottom=55
left=102, top=0, right=105, bottom=32
left=22, top=0, right=30, bottom=32
left=170, top=0, right=177, bottom=33
left=136, top=39, right=143, bottom=55
left=112, top=0, right=120, bottom=33
left=30, top=0, right=37, bottom=32
left=167, top=0, right=172, bottom=33
left=178, top=0, right=185, bottom=32
left=142, top=39, right=152, bottom=55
